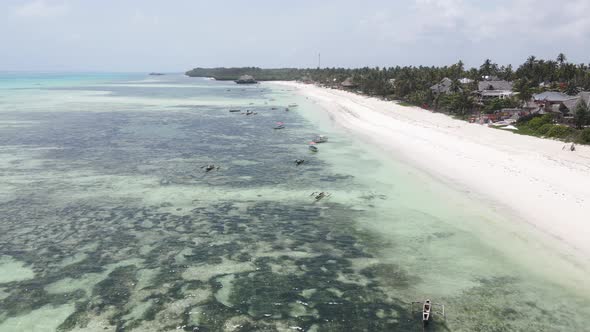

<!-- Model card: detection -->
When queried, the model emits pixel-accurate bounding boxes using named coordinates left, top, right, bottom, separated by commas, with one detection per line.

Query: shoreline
left=270, top=81, right=590, bottom=261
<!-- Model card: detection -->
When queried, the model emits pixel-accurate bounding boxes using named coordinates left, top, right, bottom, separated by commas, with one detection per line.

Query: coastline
left=270, top=81, right=590, bottom=261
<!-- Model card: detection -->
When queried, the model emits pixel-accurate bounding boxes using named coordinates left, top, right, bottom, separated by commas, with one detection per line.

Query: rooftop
left=533, top=91, right=572, bottom=102
left=478, top=80, right=513, bottom=91
left=430, top=78, right=460, bottom=94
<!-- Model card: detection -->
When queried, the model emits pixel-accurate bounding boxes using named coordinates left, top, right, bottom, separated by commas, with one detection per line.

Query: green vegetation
left=185, top=67, right=308, bottom=81
left=573, top=100, right=589, bottom=129
left=515, top=114, right=586, bottom=142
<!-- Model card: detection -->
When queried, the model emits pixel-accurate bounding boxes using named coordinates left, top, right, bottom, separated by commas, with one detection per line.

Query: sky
left=1, top=0, right=589, bottom=72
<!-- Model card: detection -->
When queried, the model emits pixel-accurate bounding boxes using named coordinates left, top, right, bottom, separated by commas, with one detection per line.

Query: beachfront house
left=430, top=77, right=460, bottom=95
left=530, top=91, right=588, bottom=123
left=559, top=91, right=590, bottom=115
left=341, top=77, right=358, bottom=89
left=476, top=80, right=514, bottom=101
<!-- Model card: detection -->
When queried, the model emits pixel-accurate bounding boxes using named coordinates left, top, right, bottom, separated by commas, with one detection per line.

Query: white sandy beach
left=273, top=81, right=590, bottom=260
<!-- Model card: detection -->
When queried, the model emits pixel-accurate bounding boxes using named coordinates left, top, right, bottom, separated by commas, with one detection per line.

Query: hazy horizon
left=1, top=0, right=589, bottom=72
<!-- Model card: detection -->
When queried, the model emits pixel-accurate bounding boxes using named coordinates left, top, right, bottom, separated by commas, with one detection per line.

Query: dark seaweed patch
left=92, top=265, right=138, bottom=310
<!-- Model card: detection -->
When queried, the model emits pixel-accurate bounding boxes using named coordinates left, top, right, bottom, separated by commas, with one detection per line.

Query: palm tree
left=526, top=56, right=537, bottom=68
left=514, top=79, right=533, bottom=107
left=480, top=59, right=493, bottom=77
left=557, top=53, right=567, bottom=66
left=450, top=79, right=462, bottom=93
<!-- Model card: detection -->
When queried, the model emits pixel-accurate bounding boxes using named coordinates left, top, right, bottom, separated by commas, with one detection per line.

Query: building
left=341, top=77, right=358, bottom=89
left=532, top=91, right=572, bottom=103
left=430, top=78, right=460, bottom=95
left=477, top=80, right=514, bottom=100
left=532, top=91, right=578, bottom=115
left=530, top=91, right=587, bottom=122
left=560, top=91, right=590, bottom=114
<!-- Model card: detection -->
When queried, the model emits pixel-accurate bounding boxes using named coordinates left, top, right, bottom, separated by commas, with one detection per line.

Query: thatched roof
left=341, top=77, right=358, bottom=88
left=430, top=77, right=459, bottom=94
left=478, top=80, right=513, bottom=91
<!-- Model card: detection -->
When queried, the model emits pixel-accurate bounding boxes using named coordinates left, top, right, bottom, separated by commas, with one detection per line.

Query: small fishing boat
left=410, top=299, right=444, bottom=328
left=312, top=135, right=328, bottom=143
left=308, top=142, right=318, bottom=152
left=274, top=122, right=285, bottom=129
left=422, top=299, right=432, bottom=325
left=201, top=165, right=220, bottom=172
left=229, top=109, right=241, bottom=112
left=310, top=192, right=331, bottom=201
left=288, top=103, right=298, bottom=108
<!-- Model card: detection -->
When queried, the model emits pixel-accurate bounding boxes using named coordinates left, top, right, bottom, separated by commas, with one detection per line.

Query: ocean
left=0, top=73, right=588, bottom=331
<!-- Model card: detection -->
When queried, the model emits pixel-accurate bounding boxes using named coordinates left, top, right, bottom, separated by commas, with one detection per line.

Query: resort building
left=430, top=77, right=460, bottom=95
left=341, top=77, right=358, bottom=89
left=476, top=80, right=514, bottom=101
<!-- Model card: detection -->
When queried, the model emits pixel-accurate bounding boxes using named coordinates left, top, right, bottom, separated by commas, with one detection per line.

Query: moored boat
left=274, top=122, right=285, bottom=129
left=288, top=103, right=298, bottom=108
left=235, top=75, right=258, bottom=84
left=312, top=135, right=328, bottom=143
left=308, top=143, right=318, bottom=152
left=422, top=299, right=431, bottom=326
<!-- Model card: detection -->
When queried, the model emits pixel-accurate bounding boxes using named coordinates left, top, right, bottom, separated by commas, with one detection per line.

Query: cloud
left=360, top=0, right=590, bottom=45
left=14, top=0, right=69, bottom=18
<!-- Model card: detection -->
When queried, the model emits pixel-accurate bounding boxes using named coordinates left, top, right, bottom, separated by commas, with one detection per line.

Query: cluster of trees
left=516, top=112, right=590, bottom=143
left=185, top=67, right=308, bottom=81
left=573, top=100, right=590, bottom=129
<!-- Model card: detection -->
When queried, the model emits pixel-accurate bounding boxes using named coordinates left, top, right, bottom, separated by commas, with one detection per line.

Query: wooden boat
left=422, top=299, right=431, bottom=325
left=410, top=299, right=444, bottom=328
left=310, top=192, right=331, bottom=201
left=312, top=135, right=328, bottom=143
left=274, top=122, right=285, bottom=129
left=288, top=103, right=298, bottom=108
left=229, top=109, right=241, bottom=112
left=308, top=145, right=318, bottom=152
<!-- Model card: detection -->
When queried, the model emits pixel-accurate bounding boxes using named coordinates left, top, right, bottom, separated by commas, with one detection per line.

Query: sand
left=271, top=81, right=590, bottom=260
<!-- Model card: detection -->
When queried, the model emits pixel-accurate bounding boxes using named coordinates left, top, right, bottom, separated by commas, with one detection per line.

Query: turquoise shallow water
left=0, top=73, right=588, bottom=331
